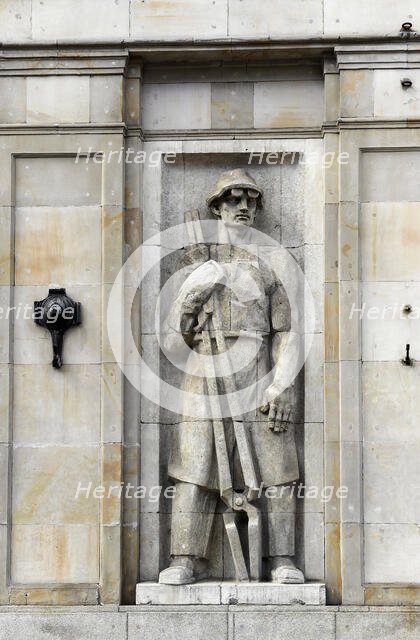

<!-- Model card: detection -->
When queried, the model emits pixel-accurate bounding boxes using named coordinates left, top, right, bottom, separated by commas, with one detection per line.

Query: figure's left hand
left=260, top=383, right=293, bottom=432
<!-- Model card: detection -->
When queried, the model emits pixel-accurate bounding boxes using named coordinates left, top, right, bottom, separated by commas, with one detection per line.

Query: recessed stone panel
left=15, top=206, right=102, bottom=286
left=361, top=151, right=420, bottom=203
left=362, top=362, right=420, bottom=443
left=363, top=441, right=420, bottom=524
left=13, top=364, right=100, bottom=445
left=27, top=77, right=90, bottom=124
left=364, top=524, right=420, bottom=584
left=142, top=83, right=211, bottom=130
left=374, top=70, right=420, bottom=119
left=11, top=524, right=99, bottom=583
left=12, top=445, right=100, bottom=525
left=361, top=203, right=420, bottom=282
left=0, top=78, right=27, bottom=124
left=211, top=83, right=254, bottom=129
left=15, top=157, right=102, bottom=207
left=361, top=281, right=420, bottom=361
left=90, top=76, right=123, bottom=123
left=340, top=70, right=374, bottom=118
left=254, top=81, right=323, bottom=128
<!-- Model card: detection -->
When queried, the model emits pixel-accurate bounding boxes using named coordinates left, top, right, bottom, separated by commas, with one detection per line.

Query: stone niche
left=138, top=146, right=325, bottom=593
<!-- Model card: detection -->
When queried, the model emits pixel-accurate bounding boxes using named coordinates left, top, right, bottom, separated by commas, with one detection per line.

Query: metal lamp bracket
left=34, top=288, right=82, bottom=369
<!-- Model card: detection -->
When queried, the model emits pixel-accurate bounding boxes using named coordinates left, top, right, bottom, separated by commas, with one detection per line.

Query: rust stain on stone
left=326, top=523, right=342, bottom=602
left=13, top=457, right=62, bottom=523
left=15, top=223, right=64, bottom=284
left=103, top=209, right=123, bottom=229
left=343, top=70, right=366, bottom=94
left=102, top=444, right=122, bottom=481
left=365, top=586, right=420, bottom=606
left=344, top=220, right=358, bottom=231
left=268, top=111, right=304, bottom=128
left=212, top=99, right=227, bottom=117
left=342, top=243, right=351, bottom=256
left=55, top=528, right=68, bottom=582
left=328, top=523, right=340, bottom=549
left=144, top=0, right=188, bottom=8
left=402, top=225, right=420, bottom=245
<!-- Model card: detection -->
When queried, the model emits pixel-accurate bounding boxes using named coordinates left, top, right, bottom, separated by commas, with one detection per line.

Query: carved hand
left=260, top=383, right=294, bottom=432
left=180, top=260, right=226, bottom=317
left=182, top=288, right=214, bottom=316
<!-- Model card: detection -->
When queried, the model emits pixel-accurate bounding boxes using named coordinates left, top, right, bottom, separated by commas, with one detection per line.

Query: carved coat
left=166, top=242, right=300, bottom=490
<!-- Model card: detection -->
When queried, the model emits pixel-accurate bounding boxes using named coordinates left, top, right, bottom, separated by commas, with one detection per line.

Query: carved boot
left=158, top=556, right=195, bottom=585
left=270, top=556, right=304, bottom=584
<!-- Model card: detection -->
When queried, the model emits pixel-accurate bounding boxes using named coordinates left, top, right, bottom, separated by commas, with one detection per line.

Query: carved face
left=211, top=188, right=258, bottom=226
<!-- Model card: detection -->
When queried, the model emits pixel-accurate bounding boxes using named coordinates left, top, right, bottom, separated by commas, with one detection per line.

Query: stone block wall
left=1, top=0, right=420, bottom=43
left=0, top=1, right=419, bottom=625
left=141, top=65, right=323, bottom=131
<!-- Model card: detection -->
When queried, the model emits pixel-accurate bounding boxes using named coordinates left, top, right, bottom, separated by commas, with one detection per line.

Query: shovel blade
left=223, top=511, right=249, bottom=582
left=247, top=505, right=262, bottom=581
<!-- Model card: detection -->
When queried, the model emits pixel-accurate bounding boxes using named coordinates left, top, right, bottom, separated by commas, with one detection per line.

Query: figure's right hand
left=260, top=383, right=293, bottom=433
left=182, top=288, right=213, bottom=315
left=180, top=260, right=226, bottom=315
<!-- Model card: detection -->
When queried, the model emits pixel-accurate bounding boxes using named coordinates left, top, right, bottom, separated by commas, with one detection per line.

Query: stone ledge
left=135, top=581, right=326, bottom=605
left=0, top=607, right=418, bottom=640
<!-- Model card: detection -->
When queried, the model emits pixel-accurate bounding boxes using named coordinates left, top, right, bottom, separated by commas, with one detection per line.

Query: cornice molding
left=0, top=123, right=127, bottom=135
left=0, top=48, right=129, bottom=75
left=335, top=43, right=420, bottom=69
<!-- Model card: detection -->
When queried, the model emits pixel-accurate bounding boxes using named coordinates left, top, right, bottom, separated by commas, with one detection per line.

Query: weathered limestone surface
left=9, top=154, right=104, bottom=586
left=0, top=607, right=416, bottom=640
left=1, top=0, right=420, bottom=42
left=0, top=609, right=127, bottom=640
left=142, top=83, right=212, bottom=130
left=136, top=582, right=326, bottom=605
left=131, top=0, right=228, bottom=40
left=0, top=0, right=419, bottom=623
left=253, top=81, right=324, bottom=128
left=359, top=145, right=420, bottom=587
left=31, top=0, right=130, bottom=41
left=27, top=76, right=90, bottom=124
left=142, top=68, right=324, bottom=131
left=0, top=44, right=126, bottom=603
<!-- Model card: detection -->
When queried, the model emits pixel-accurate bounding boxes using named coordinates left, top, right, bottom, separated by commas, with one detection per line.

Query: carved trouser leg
left=263, top=485, right=303, bottom=583
left=170, top=481, right=217, bottom=559
left=264, top=484, right=296, bottom=557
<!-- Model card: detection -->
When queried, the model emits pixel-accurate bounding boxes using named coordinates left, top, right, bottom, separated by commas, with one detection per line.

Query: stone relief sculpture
left=158, top=169, right=304, bottom=585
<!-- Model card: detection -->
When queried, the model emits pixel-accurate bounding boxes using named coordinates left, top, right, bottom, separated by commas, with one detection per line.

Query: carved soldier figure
left=159, top=169, right=304, bottom=585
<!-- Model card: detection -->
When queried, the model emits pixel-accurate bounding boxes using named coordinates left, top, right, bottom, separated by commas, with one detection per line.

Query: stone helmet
left=206, top=169, right=263, bottom=210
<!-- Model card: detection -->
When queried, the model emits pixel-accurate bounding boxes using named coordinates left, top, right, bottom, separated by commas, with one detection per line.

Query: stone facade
left=0, top=0, right=419, bottom=637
